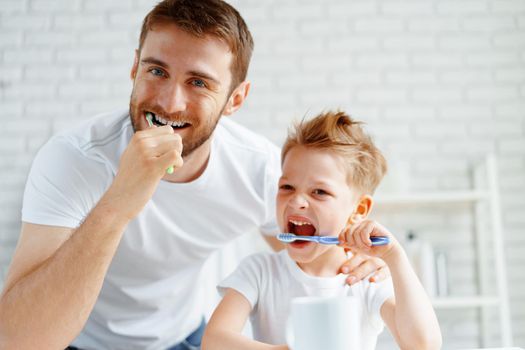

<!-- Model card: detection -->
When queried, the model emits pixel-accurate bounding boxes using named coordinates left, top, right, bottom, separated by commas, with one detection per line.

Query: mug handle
left=285, top=316, right=294, bottom=350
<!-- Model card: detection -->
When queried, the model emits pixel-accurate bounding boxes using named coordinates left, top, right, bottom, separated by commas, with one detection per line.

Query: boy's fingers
left=361, top=222, right=374, bottom=246
left=355, top=222, right=372, bottom=251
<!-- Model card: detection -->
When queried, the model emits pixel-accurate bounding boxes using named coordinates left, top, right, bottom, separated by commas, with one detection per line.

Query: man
left=0, top=1, right=388, bottom=349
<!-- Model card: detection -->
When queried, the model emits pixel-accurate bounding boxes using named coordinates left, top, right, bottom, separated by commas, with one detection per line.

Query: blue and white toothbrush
left=277, top=233, right=390, bottom=246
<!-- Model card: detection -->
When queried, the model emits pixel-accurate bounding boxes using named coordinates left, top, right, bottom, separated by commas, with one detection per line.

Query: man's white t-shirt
left=218, top=250, right=394, bottom=350
left=21, top=109, right=281, bottom=350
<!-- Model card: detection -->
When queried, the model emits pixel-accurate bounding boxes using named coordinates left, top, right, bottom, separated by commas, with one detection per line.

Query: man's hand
left=108, top=125, right=183, bottom=220
left=339, top=251, right=390, bottom=285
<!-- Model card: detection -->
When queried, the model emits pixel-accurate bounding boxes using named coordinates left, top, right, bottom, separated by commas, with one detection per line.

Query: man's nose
left=161, top=84, right=187, bottom=113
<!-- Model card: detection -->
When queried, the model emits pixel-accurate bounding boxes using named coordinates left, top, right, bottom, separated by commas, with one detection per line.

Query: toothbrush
left=277, top=233, right=390, bottom=246
left=145, top=113, right=175, bottom=174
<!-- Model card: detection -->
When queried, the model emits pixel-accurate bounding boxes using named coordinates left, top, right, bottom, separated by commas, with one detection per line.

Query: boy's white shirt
left=218, top=249, right=394, bottom=350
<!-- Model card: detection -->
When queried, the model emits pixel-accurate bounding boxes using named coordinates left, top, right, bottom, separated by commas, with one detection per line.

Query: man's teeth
left=289, top=219, right=312, bottom=226
left=149, top=113, right=188, bottom=127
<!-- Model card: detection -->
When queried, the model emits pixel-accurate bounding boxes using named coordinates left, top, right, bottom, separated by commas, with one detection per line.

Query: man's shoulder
left=42, top=109, right=131, bottom=171
left=53, top=109, right=131, bottom=151
left=215, top=118, right=280, bottom=157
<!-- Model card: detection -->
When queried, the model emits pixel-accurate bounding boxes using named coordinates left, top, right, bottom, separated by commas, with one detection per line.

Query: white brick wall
left=1, top=0, right=524, bottom=348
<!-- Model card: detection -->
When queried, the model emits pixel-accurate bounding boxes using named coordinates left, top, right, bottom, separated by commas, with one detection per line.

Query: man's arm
left=0, top=200, right=128, bottom=349
left=0, top=125, right=182, bottom=349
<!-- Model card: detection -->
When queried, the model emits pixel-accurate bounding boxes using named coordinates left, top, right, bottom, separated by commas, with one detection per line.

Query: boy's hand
left=338, top=220, right=399, bottom=260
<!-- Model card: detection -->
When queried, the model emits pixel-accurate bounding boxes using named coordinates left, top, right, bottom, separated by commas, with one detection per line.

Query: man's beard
left=129, top=96, right=226, bottom=158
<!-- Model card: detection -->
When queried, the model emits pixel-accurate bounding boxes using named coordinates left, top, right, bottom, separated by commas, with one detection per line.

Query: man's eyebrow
left=140, top=57, right=169, bottom=68
left=188, top=70, right=221, bottom=85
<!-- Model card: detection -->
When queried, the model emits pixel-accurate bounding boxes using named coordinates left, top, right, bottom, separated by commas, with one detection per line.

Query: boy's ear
left=223, top=81, right=250, bottom=116
left=348, top=195, right=373, bottom=225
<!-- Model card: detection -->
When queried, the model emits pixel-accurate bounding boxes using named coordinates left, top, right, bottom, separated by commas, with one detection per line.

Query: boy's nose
left=289, top=193, right=309, bottom=210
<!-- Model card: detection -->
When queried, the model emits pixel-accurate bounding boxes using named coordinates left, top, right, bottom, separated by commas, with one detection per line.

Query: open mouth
left=288, top=219, right=317, bottom=237
left=146, top=111, right=191, bottom=130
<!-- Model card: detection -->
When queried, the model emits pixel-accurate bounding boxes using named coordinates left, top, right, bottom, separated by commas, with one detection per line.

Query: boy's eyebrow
left=312, top=180, right=334, bottom=187
left=140, top=57, right=221, bottom=85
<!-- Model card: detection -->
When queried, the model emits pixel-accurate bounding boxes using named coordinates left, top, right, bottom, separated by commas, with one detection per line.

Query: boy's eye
left=149, top=68, right=166, bottom=77
left=313, top=189, right=329, bottom=196
left=191, top=79, right=206, bottom=88
left=279, top=184, right=293, bottom=191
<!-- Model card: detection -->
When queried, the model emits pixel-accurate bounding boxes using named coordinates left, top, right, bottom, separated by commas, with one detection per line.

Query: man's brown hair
left=282, top=111, right=388, bottom=195
left=138, top=0, right=254, bottom=90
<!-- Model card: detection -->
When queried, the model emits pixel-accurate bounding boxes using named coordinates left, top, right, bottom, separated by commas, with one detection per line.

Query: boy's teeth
left=289, top=219, right=312, bottom=226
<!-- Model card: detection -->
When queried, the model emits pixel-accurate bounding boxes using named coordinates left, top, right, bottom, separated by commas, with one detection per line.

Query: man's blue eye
left=150, top=68, right=165, bottom=77
left=192, top=79, right=206, bottom=88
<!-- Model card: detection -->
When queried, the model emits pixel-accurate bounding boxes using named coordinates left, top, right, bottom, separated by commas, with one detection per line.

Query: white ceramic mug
left=286, top=296, right=359, bottom=350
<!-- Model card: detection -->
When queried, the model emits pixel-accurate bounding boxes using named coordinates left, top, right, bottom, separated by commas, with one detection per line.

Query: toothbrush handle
left=317, top=236, right=390, bottom=246
left=370, top=236, right=390, bottom=246
left=318, top=236, right=340, bottom=244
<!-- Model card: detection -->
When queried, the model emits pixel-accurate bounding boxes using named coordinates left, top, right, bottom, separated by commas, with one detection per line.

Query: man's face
left=276, top=146, right=360, bottom=264
left=129, top=23, right=235, bottom=157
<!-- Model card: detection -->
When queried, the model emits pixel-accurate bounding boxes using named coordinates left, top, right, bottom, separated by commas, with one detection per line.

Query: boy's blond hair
left=281, top=110, right=387, bottom=195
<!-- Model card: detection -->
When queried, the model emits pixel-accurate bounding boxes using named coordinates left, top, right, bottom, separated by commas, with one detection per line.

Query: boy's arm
left=202, top=288, right=287, bottom=350
left=340, top=220, right=442, bottom=349
left=380, top=247, right=442, bottom=349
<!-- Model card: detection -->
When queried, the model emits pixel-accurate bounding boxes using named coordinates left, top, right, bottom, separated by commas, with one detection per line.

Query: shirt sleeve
left=259, top=143, right=281, bottom=236
left=21, top=136, right=112, bottom=228
left=217, top=253, right=266, bottom=309
left=366, top=276, right=395, bottom=331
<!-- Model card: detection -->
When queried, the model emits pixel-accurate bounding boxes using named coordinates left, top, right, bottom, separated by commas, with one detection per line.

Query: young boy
left=202, top=111, right=442, bottom=350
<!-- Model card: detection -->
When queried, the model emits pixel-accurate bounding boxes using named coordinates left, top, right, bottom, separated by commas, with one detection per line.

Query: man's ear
left=223, top=81, right=250, bottom=116
left=130, top=49, right=139, bottom=80
left=348, top=195, right=373, bottom=225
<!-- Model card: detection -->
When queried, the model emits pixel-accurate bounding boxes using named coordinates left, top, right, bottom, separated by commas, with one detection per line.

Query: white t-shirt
left=21, top=109, right=281, bottom=350
left=218, top=250, right=394, bottom=350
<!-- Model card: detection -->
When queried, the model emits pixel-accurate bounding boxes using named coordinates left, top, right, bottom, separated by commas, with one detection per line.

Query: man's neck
left=161, top=138, right=212, bottom=183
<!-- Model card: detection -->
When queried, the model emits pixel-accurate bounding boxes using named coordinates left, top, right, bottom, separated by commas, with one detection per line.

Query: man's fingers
left=369, top=265, right=391, bottom=283
left=340, top=253, right=366, bottom=274
left=137, top=124, right=175, bottom=138
left=345, top=257, right=386, bottom=285
left=159, top=149, right=183, bottom=170
left=146, top=134, right=183, bottom=157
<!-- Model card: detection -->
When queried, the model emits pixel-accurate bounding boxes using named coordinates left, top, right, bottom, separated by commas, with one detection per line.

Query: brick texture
left=1, top=0, right=524, bottom=347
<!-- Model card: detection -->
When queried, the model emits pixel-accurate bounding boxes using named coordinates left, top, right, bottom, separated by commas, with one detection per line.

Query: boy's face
left=276, top=146, right=361, bottom=264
